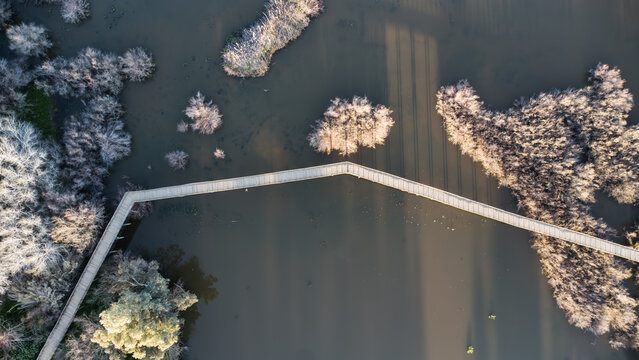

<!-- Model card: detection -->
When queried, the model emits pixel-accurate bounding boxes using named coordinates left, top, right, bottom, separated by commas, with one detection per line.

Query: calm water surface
left=16, top=0, right=639, bottom=359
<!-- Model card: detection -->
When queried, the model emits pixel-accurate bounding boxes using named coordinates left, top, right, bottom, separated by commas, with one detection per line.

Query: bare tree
left=176, top=120, right=189, bottom=133
left=6, top=22, right=52, bottom=57
left=118, top=47, right=155, bottom=82
left=222, top=0, right=324, bottom=77
left=60, top=0, right=89, bottom=24
left=165, top=150, right=189, bottom=170
left=0, top=58, right=31, bottom=114
left=184, top=92, right=222, bottom=135
left=308, top=96, right=394, bottom=155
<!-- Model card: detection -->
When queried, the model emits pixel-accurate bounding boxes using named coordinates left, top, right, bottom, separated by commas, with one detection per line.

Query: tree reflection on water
left=155, top=244, right=219, bottom=341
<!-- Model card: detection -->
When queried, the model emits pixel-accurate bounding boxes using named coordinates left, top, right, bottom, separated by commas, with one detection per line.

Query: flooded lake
left=16, top=0, right=639, bottom=358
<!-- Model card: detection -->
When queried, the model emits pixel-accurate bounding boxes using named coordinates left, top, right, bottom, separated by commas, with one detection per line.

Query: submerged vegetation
left=308, top=96, right=394, bottom=156
left=437, top=64, right=639, bottom=349
left=222, top=0, right=324, bottom=77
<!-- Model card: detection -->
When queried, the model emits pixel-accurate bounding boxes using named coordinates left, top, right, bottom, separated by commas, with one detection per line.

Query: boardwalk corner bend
left=37, top=161, right=639, bottom=360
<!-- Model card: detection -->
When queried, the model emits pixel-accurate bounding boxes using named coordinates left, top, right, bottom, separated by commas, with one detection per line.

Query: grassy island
left=222, top=0, right=323, bottom=78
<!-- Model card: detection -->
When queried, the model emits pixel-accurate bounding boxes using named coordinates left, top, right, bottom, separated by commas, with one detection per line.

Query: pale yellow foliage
left=91, top=255, right=198, bottom=360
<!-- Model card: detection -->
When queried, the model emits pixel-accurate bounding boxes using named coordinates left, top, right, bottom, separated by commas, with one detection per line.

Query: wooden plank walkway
left=37, top=161, right=639, bottom=359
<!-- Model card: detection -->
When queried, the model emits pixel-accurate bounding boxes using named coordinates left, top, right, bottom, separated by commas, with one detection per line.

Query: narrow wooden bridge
left=38, top=161, right=639, bottom=359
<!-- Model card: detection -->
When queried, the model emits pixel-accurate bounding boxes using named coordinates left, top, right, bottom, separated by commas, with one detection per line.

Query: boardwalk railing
left=37, top=161, right=639, bottom=359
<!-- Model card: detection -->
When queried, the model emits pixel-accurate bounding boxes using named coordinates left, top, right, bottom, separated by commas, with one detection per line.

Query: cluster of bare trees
left=222, top=0, right=324, bottom=77
left=436, top=63, right=639, bottom=349
left=0, top=113, right=106, bottom=352
left=0, top=115, right=59, bottom=297
left=174, top=91, right=226, bottom=168
left=33, top=45, right=153, bottom=102
left=165, top=150, right=189, bottom=170
left=63, top=96, right=130, bottom=196
left=308, top=96, right=394, bottom=156
left=36, top=47, right=119, bottom=97
left=0, top=108, right=110, bottom=349
left=0, top=6, right=164, bottom=356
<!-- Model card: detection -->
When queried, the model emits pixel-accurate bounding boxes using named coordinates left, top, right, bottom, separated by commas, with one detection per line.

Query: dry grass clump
left=222, top=0, right=323, bottom=77
left=308, top=96, right=394, bottom=156
left=437, top=63, right=639, bottom=349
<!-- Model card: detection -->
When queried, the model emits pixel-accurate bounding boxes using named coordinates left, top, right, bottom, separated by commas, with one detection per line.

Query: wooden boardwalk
left=38, top=161, right=639, bottom=359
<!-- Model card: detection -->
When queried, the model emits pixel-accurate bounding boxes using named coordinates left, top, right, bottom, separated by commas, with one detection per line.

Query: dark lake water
left=15, top=0, right=639, bottom=359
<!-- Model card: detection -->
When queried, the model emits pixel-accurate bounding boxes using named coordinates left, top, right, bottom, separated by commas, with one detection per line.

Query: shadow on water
left=154, top=244, right=219, bottom=341
left=592, top=191, right=639, bottom=237
left=155, top=244, right=220, bottom=303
